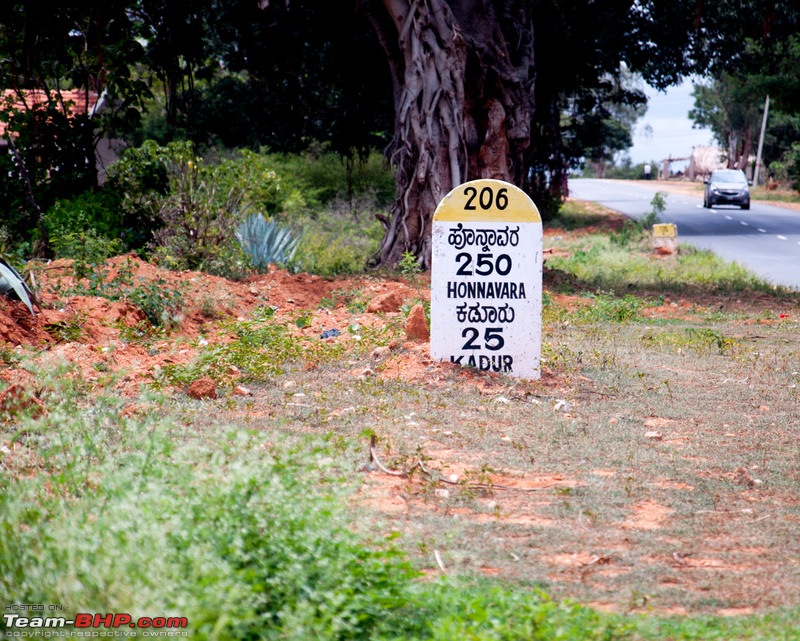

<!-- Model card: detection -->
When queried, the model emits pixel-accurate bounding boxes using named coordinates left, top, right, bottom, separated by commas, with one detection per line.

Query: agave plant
left=0, top=257, right=36, bottom=316
left=235, top=213, right=301, bottom=270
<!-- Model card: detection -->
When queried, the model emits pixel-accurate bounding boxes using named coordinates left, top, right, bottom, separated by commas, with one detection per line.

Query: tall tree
left=690, top=75, right=762, bottom=171
left=359, top=1, right=536, bottom=268
left=358, top=0, right=698, bottom=268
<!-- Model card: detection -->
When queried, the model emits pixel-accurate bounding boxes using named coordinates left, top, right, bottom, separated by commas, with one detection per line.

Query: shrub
left=104, top=142, right=393, bottom=278
left=0, top=391, right=418, bottom=640
left=236, top=213, right=301, bottom=270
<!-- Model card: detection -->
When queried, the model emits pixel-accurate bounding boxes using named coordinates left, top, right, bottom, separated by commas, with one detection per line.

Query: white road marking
left=758, top=228, right=767, bottom=233
left=725, top=215, right=733, bottom=220
left=740, top=221, right=749, bottom=226
left=778, top=235, right=788, bottom=240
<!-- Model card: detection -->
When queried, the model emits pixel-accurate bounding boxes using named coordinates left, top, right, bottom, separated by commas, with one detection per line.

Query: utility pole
left=753, top=95, right=770, bottom=187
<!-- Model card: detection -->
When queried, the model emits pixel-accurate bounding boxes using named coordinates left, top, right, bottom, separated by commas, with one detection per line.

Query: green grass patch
left=545, top=230, right=794, bottom=296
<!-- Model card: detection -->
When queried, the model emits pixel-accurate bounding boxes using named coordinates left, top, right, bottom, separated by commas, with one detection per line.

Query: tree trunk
left=362, top=0, right=534, bottom=269
left=737, top=123, right=753, bottom=172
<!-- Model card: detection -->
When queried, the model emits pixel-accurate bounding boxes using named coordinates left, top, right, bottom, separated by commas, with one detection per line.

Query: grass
left=4, top=198, right=800, bottom=639
left=545, top=225, right=790, bottom=296
left=750, top=186, right=800, bottom=205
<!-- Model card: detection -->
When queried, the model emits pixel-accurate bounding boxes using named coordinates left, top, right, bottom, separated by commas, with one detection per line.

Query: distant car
left=703, top=169, right=751, bottom=210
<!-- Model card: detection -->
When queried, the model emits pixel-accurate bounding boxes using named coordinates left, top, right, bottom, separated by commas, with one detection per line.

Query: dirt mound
left=0, top=299, right=53, bottom=346
left=0, top=254, right=428, bottom=397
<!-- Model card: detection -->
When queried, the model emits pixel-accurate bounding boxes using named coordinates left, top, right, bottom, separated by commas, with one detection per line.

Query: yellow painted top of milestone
left=652, top=223, right=678, bottom=238
left=434, top=179, right=541, bottom=223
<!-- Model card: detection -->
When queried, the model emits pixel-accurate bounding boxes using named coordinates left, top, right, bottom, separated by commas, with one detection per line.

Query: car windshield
left=712, top=170, right=746, bottom=183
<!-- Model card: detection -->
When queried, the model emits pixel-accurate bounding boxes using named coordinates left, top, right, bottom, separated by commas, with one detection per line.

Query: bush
left=43, top=191, right=125, bottom=272
left=784, top=142, right=800, bottom=192
left=108, top=142, right=303, bottom=278
left=265, top=148, right=395, bottom=212
left=0, top=389, right=418, bottom=640
left=103, top=141, right=394, bottom=278
left=291, top=210, right=384, bottom=277
left=236, top=213, right=301, bottom=270
left=104, top=139, right=180, bottom=249
left=148, top=150, right=250, bottom=278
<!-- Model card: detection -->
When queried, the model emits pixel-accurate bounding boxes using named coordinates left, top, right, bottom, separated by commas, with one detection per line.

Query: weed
left=399, top=249, right=422, bottom=277
left=199, top=295, right=224, bottom=319
left=60, top=258, right=184, bottom=328
left=573, top=292, right=648, bottom=323
left=293, top=311, right=312, bottom=329
left=640, top=191, right=667, bottom=229
left=43, top=314, right=86, bottom=343
left=0, top=346, right=21, bottom=367
left=319, top=289, right=366, bottom=312
left=124, top=278, right=185, bottom=327
left=641, top=327, right=738, bottom=355
left=116, top=320, right=168, bottom=344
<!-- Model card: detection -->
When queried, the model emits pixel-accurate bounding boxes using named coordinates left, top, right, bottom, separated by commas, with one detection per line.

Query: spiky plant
left=235, top=213, right=301, bottom=270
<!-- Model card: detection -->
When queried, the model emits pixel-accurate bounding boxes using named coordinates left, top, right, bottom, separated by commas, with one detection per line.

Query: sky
left=627, top=78, right=717, bottom=169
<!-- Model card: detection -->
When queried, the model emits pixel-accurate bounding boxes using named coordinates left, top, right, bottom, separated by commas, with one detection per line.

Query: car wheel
left=703, top=197, right=709, bottom=208
left=741, top=203, right=750, bottom=211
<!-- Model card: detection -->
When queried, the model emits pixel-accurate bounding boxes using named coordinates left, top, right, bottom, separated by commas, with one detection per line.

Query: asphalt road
left=568, top=178, right=800, bottom=289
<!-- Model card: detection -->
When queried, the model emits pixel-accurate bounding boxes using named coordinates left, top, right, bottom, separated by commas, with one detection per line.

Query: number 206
left=464, top=186, right=508, bottom=210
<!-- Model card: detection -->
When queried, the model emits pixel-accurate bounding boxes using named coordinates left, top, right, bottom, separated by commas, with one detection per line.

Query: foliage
left=569, top=67, right=648, bottom=178
left=103, top=142, right=393, bottom=279
left=4, top=366, right=800, bottom=639
left=236, top=214, right=301, bottom=270
left=60, top=257, right=185, bottom=327
left=103, top=139, right=175, bottom=247
left=292, top=230, right=378, bottom=277
left=169, top=1, right=393, bottom=156
left=43, top=191, right=126, bottom=276
left=600, top=158, right=659, bottom=181
left=690, top=75, right=763, bottom=171
left=156, top=304, right=399, bottom=387
left=44, top=190, right=123, bottom=244
left=0, top=2, right=150, bottom=250
left=264, top=149, right=396, bottom=212
left=0, top=387, right=415, bottom=640
left=104, top=142, right=392, bottom=278
left=783, top=143, right=800, bottom=191
left=149, top=157, right=249, bottom=277
left=641, top=191, right=667, bottom=229
left=0, top=100, right=98, bottom=252
left=106, top=141, right=248, bottom=278
left=399, top=250, right=422, bottom=277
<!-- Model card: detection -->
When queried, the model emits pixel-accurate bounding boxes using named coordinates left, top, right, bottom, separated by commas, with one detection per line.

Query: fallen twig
left=368, top=436, right=557, bottom=493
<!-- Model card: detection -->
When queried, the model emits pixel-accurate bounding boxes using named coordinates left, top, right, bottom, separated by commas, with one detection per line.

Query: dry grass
left=169, top=295, right=800, bottom=616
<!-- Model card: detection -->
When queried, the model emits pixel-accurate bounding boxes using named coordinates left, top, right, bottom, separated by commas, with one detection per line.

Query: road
left=568, top=178, right=800, bottom=289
